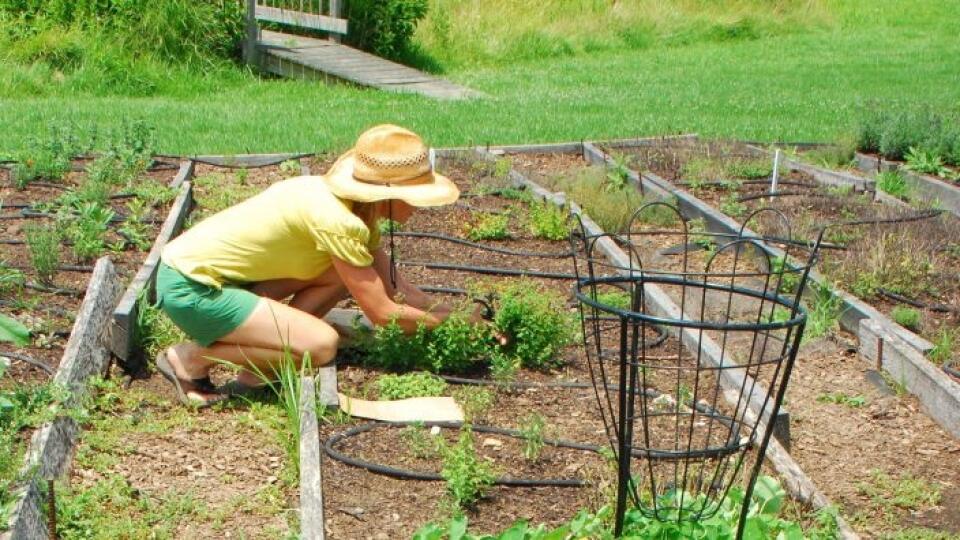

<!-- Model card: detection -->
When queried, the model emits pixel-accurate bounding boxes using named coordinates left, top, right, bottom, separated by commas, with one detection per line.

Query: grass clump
left=876, top=170, right=909, bottom=199
left=816, top=392, right=867, bottom=408
left=804, top=285, right=843, bottom=341
left=439, top=426, right=496, bottom=512
left=376, top=372, right=448, bottom=400
left=466, top=213, right=510, bottom=241
left=527, top=200, right=568, bottom=241
left=543, top=167, right=644, bottom=233
left=519, top=413, right=545, bottom=462
left=24, top=223, right=61, bottom=284
left=890, top=306, right=921, bottom=331
left=857, top=470, right=942, bottom=515
left=928, top=328, right=956, bottom=366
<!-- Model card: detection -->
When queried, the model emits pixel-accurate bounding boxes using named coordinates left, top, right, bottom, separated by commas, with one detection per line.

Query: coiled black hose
left=324, top=421, right=596, bottom=487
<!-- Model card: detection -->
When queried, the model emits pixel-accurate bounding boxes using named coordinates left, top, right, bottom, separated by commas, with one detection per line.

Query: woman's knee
left=296, top=324, right=339, bottom=366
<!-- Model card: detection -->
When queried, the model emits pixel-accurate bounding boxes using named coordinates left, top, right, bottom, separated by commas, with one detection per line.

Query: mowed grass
left=0, top=0, right=958, bottom=155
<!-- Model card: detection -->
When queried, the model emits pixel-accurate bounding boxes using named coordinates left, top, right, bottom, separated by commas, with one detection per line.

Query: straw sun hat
left=322, top=124, right=459, bottom=207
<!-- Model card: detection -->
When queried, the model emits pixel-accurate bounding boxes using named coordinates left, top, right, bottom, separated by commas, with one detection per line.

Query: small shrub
left=493, top=158, right=512, bottom=179
left=466, top=213, right=510, bottom=241
left=605, top=155, right=631, bottom=191
left=11, top=127, right=83, bottom=187
left=544, top=167, right=643, bottom=233
left=25, top=223, right=61, bottom=284
left=358, top=311, right=492, bottom=374
left=376, top=372, right=447, bottom=400
left=519, top=413, right=545, bottom=462
left=528, top=201, right=568, bottom=241
left=344, top=0, right=429, bottom=59
left=876, top=170, right=909, bottom=199
left=493, top=281, right=575, bottom=369
left=489, top=351, right=519, bottom=386
left=439, top=426, right=496, bottom=511
left=878, top=109, right=941, bottom=161
left=400, top=423, right=439, bottom=459
left=891, top=306, right=921, bottom=330
left=856, top=109, right=888, bottom=153
left=725, top=158, right=772, bottom=179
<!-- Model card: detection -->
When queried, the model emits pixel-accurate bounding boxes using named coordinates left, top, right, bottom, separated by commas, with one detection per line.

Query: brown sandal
left=156, top=352, right=227, bottom=409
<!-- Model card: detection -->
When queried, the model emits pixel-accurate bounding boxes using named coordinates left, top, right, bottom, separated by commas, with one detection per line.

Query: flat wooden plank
left=299, top=377, right=325, bottom=540
left=255, top=5, right=347, bottom=34
left=169, top=160, right=194, bottom=188
left=4, top=258, right=122, bottom=539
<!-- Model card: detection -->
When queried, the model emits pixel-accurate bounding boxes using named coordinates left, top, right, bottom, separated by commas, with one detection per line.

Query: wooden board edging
left=591, top=134, right=699, bottom=150
left=169, top=160, right=195, bottom=188
left=299, top=376, right=325, bottom=540
left=854, top=152, right=960, bottom=218
left=111, top=181, right=194, bottom=371
left=859, top=319, right=960, bottom=438
left=488, top=150, right=857, bottom=538
left=2, top=258, right=123, bottom=540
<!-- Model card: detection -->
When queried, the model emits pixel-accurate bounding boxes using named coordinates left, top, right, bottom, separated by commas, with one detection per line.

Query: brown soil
left=0, top=162, right=177, bottom=383
left=509, top=148, right=960, bottom=536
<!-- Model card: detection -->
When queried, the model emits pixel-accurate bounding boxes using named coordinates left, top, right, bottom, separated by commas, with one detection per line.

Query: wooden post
left=245, top=0, right=259, bottom=67
left=329, top=0, right=342, bottom=43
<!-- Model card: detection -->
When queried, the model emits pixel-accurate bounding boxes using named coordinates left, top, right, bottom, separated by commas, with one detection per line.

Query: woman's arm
left=332, top=257, right=443, bottom=332
left=371, top=248, right=452, bottom=315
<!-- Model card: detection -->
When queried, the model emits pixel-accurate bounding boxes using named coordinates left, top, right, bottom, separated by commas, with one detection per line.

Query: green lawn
left=0, top=0, right=958, bottom=155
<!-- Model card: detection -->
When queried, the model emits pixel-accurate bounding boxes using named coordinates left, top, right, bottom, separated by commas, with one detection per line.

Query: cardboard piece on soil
left=338, top=393, right=464, bottom=422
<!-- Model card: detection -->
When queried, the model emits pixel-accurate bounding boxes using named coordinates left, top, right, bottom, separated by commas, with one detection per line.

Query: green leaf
left=753, top=475, right=786, bottom=515
left=0, top=394, right=14, bottom=411
left=0, top=313, right=30, bottom=346
left=449, top=515, right=468, bottom=540
left=412, top=523, right=445, bottom=540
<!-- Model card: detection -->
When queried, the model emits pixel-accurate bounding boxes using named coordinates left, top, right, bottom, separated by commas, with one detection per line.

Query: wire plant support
left=570, top=203, right=823, bottom=537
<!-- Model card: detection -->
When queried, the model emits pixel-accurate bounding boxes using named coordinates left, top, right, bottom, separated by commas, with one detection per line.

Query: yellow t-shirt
left=162, top=176, right=381, bottom=288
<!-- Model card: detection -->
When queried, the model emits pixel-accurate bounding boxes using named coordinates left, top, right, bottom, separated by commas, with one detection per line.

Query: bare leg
left=165, top=297, right=339, bottom=399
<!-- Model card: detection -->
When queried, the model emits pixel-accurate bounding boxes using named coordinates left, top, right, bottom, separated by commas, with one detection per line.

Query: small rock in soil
left=482, top=437, right=503, bottom=449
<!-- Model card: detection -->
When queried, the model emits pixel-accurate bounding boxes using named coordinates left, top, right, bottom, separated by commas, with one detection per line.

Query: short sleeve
left=313, top=224, right=375, bottom=267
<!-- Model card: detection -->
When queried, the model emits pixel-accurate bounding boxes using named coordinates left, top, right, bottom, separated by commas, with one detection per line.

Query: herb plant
left=466, top=213, right=510, bottom=241
left=875, top=170, right=909, bottom=199
left=519, top=413, right=545, bottom=462
left=376, top=372, right=448, bottom=400
left=720, top=194, right=747, bottom=217
left=527, top=200, right=568, bottom=241
left=25, top=223, right=61, bottom=284
left=453, top=387, right=494, bottom=423
left=400, top=423, right=439, bottom=459
left=69, top=202, right=115, bottom=262
left=439, top=426, right=496, bottom=511
left=928, top=328, right=956, bottom=366
left=493, top=280, right=575, bottom=369
left=118, top=199, right=151, bottom=251
left=904, top=146, right=949, bottom=177
left=770, top=256, right=800, bottom=294
left=0, top=263, right=25, bottom=295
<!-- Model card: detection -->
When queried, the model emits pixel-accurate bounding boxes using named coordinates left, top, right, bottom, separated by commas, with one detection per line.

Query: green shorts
left=156, top=262, right=260, bottom=347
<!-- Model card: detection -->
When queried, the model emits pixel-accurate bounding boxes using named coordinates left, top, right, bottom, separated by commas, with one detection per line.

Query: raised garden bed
left=504, top=142, right=960, bottom=538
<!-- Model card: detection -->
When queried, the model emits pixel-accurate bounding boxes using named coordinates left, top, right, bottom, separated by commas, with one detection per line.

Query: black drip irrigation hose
left=455, top=201, right=511, bottom=216
left=830, top=209, right=943, bottom=229
left=736, top=191, right=838, bottom=203
left=24, top=283, right=83, bottom=297
left=394, top=231, right=574, bottom=258
left=944, top=360, right=960, bottom=380
left=877, top=288, right=960, bottom=315
left=182, top=152, right=316, bottom=169
left=399, top=261, right=577, bottom=280
left=0, top=351, right=55, bottom=375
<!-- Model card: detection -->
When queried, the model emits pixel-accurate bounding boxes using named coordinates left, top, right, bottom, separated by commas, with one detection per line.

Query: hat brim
left=322, top=152, right=459, bottom=207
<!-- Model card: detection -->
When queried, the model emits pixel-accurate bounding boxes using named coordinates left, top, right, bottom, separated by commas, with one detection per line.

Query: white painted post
left=769, top=149, right=781, bottom=201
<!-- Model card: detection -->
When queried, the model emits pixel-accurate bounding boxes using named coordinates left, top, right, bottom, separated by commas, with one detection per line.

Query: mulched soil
left=0, top=162, right=177, bottom=383
left=510, top=148, right=960, bottom=536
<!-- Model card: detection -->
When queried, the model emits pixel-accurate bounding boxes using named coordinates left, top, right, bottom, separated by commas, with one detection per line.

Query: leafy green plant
left=489, top=351, right=519, bottom=386
left=493, top=157, right=513, bottom=179
left=466, top=213, right=510, bottom=241
left=377, top=217, right=402, bottom=235
left=519, top=413, right=545, bottom=462
left=725, top=158, right=772, bottom=179
left=400, top=422, right=440, bottom=459
left=25, top=223, right=61, bottom=284
left=279, top=159, right=300, bottom=176
left=453, top=387, right=494, bottom=423
left=904, top=147, right=949, bottom=177
left=770, top=256, right=800, bottom=294
left=805, top=285, right=842, bottom=341
left=605, top=155, right=631, bottom=191
left=11, top=126, right=83, bottom=187
left=0, top=313, right=30, bottom=346
left=0, top=263, right=25, bottom=295
left=376, top=372, right=448, bottom=400
left=720, top=194, right=747, bottom=217
left=415, top=475, right=827, bottom=539
left=891, top=306, right=921, bottom=330
left=118, top=199, right=151, bottom=251
left=631, top=200, right=679, bottom=227
left=816, top=392, right=867, bottom=408
left=539, top=167, right=644, bottom=233
left=876, top=170, right=909, bottom=199
left=439, top=426, right=496, bottom=511
left=686, top=217, right=715, bottom=252
left=527, top=200, right=568, bottom=240
left=358, top=311, right=492, bottom=374
left=69, top=202, right=115, bottom=262
left=858, top=470, right=941, bottom=515
left=592, top=290, right=631, bottom=310
left=493, top=281, right=575, bottom=369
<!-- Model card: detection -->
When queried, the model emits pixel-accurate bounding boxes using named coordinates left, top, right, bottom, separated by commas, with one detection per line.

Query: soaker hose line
left=398, top=261, right=577, bottom=280
left=325, top=421, right=595, bottom=487
left=393, top=231, right=574, bottom=259
left=877, top=288, right=960, bottom=315
left=944, top=360, right=960, bottom=380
